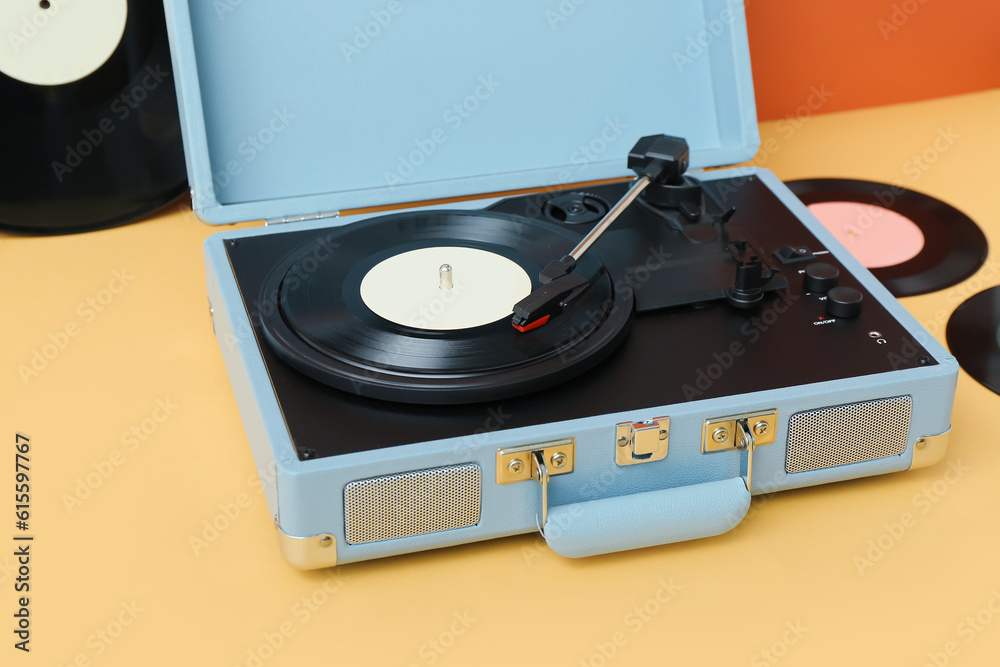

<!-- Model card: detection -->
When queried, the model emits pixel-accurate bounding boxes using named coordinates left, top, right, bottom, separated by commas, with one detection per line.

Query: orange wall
left=746, top=0, right=1000, bottom=120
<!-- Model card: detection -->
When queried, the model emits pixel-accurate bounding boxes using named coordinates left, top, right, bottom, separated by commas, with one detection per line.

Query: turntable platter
left=258, top=210, right=635, bottom=404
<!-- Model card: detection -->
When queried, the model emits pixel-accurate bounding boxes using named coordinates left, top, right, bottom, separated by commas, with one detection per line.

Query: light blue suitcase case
left=162, top=0, right=956, bottom=568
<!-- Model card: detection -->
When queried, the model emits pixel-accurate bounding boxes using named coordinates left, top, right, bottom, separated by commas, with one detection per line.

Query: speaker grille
left=785, top=396, right=912, bottom=473
left=344, top=464, right=481, bottom=545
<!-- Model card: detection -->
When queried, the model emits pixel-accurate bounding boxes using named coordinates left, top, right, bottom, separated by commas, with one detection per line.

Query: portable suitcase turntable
left=163, top=0, right=956, bottom=568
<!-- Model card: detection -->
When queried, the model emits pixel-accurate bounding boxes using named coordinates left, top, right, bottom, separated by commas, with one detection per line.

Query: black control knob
left=804, top=262, right=839, bottom=294
left=826, top=286, right=863, bottom=318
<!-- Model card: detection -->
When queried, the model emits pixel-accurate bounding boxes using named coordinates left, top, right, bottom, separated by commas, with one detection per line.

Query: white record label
left=0, top=0, right=128, bottom=86
left=360, top=247, right=533, bottom=331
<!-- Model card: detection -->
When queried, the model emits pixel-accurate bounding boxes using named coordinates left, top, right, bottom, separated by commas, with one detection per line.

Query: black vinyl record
left=786, top=178, right=987, bottom=297
left=947, top=287, right=1000, bottom=396
left=0, top=1, right=187, bottom=234
left=258, top=211, right=634, bottom=405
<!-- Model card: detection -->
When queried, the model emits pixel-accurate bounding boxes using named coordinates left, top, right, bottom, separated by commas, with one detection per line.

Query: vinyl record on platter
left=258, top=211, right=635, bottom=405
left=0, top=0, right=187, bottom=234
left=946, top=286, right=1000, bottom=396
left=786, top=178, right=987, bottom=297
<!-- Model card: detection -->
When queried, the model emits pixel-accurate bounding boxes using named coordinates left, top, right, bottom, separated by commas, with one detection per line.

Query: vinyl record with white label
left=0, top=0, right=186, bottom=234
left=258, top=211, right=635, bottom=404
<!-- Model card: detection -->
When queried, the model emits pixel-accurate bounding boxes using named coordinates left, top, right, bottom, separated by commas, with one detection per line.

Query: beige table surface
left=3, top=89, right=1000, bottom=666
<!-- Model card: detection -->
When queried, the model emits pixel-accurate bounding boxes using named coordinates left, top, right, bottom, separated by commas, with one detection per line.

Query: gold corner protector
left=909, top=427, right=951, bottom=470
left=274, top=516, right=338, bottom=570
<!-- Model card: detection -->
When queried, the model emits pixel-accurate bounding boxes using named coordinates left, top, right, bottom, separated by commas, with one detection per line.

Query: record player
left=163, top=0, right=957, bottom=568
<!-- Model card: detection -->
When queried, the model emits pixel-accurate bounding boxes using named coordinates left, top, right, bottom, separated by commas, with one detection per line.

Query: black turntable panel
left=225, top=171, right=935, bottom=461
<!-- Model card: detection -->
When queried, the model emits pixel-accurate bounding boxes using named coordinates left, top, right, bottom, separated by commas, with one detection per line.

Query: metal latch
left=615, top=418, right=669, bottom=466
left=496, top=439, right=575, bottom=485
left=701, top=409, right=778, bottom=492
left=496, top=439, right=575, bottom=533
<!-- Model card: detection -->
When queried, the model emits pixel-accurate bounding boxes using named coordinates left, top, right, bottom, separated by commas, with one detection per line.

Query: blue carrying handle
left=542, top=477, right=751, bottom=558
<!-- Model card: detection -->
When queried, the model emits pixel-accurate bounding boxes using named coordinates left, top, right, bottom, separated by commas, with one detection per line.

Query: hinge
left=265, top=210, right=340, bottom=226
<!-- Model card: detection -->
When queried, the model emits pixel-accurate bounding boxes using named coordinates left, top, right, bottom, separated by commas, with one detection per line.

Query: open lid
left=162, top=0, right=758, bottom=224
